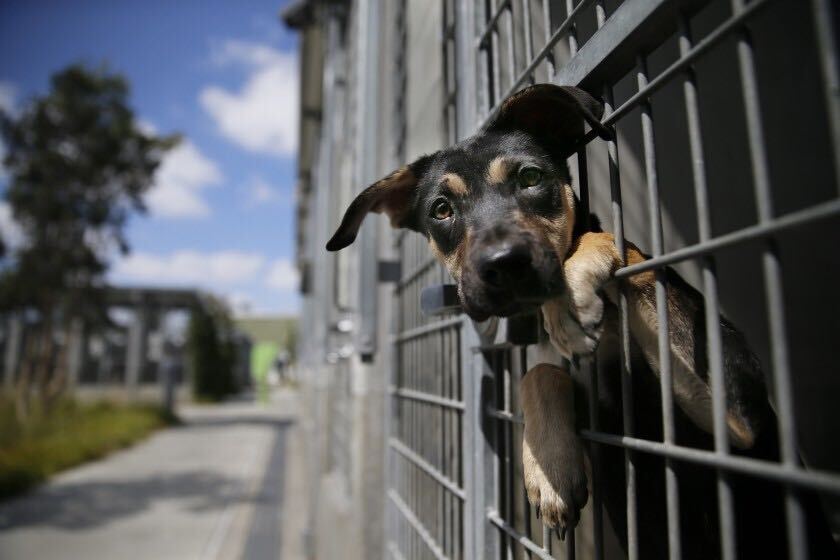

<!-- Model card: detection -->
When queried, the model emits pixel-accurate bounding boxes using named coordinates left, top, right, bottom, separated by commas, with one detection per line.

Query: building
left=286, top=1, right=840, bottom=558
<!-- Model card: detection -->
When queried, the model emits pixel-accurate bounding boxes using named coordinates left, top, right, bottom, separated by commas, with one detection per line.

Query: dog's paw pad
left=524, top=463, right=588, bottom=534
left=525, top=479, right=584, bottom=535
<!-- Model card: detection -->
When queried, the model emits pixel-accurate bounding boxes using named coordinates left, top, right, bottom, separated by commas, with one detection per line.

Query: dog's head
left=327, top=84, right=611, bottom=321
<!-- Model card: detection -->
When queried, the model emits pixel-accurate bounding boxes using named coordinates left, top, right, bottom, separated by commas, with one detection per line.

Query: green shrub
left=187, top=302, right=238, bottom=401
left=0, top=395, right=173, bottom=500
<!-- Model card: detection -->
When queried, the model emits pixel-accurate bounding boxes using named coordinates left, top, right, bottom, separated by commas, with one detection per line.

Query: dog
left=326, top=84, right=837, bottom=558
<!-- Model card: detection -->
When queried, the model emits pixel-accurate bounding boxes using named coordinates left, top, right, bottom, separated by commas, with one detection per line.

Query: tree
left=187, top=298, right=238, bottom=402
left=0, top=64, right=178, bottom=416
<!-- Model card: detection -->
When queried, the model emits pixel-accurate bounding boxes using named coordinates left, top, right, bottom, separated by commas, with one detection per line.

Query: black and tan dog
left=327, top=85, right=836, bottom=558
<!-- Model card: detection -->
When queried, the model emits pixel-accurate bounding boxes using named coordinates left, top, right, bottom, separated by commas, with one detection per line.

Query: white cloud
left=0, top=81, right=17, bottom=115
left=114, top=250, right=265, bottom=286
left=200, top=41, right=298, bottom=157
left=245, top=176, right=286, bottom=206
left=145, top=139, right=223, bottom=218
left=111, top=250, right=300, bottom=316
left=0, top=202, right=24, bottom=250
left=211, top=40, right=286, bottom=68
left=265, top=259, right=299, bottom=292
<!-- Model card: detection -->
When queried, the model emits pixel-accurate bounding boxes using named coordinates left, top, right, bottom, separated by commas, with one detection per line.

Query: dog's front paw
left=521, top=365, right=589, bottom=537
left=542, top=231, right=619, bottom=358
left=523, top=432, right=588, bottom=536
left=566, top=261, right=607, bottom=340
left=542, top=294, right=603, bottom=359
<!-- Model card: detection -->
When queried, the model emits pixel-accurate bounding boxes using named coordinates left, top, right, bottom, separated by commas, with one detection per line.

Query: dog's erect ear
left=326, top=154, right=435, bottom=252
left=488, top=84, right=613, bottom=159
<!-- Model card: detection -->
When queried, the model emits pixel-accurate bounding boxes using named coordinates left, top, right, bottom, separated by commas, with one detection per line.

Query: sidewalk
left=0, top=390, right=308, bottom=560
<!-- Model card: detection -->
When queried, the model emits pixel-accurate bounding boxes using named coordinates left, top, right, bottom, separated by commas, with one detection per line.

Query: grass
left=0, top=395, right=175, bottom=500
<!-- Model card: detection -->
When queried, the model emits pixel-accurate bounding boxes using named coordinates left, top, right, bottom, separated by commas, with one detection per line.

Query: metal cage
left=385, top=0, right=840, bottom=559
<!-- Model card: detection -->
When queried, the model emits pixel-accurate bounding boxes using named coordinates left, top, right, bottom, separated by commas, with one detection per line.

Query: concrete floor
left=0, top=390, right=308, bottom=560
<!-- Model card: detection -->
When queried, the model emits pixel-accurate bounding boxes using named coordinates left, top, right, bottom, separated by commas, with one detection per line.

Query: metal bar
left=505, top=353, right=515, bottom=560
left=596, top=0, right=772, bottom=128
left=493, top=351, right=511, bottom=558
left=389, top=489, right=449, bottom=560
left=581, top=430, right=840, bottom=495
left=504, top=3, right=516, bottom=92
left=478, top=0, right=493, bottom=117
left=474, top=341, right=520, bottom=352
left=540, top=0, right=556, bottom=81
left=393, top=316, right=464, bottom=343
left=443, top=0, right=460, bottom=145
left=678, top=12, right=736, bottom=560
left=490, top=0, right=503, bottom=107
left=355, top=0, right=383, bottom=358
left=481, top=0, right=598, bottom=126
left=598, top=37, right=639, bottom=560
left=391, top=432, right=468, bottom=531
left=583, top=8, right=609, bottom=557
left=486, top=406, right=525, bottom=424
left=523, top=485, right=533, bottom=559
left=585, top=356, right=604, bottom=560
left=386, top=5, right=407, bottom=557
left=477, top=0, right=513, bottom=47
left=614, top=198, right=840, bottom=278
left=487, top=510, right=557, bottom=560
left=453, top=1, right=479, bottom=555
left=731, top=1, right=808, bottom=555
left=439, top=324, right=448, bottom=556
left=565, top=0, right=579, bottom=56
left=520, top=0, right=534, bottom=85
left=567, top=529, right=576, bottom=558
left=542, top=524, right=552, bottom=555
left=517, top=349, right=534, bottom=560
left=391, top=386, right=466, bottom=410
left=811, top=0, right=840, bottom=193
left=637, top=53, right=681, bottom=560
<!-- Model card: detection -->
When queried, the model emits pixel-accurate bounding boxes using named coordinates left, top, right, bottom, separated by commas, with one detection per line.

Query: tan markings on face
left=487, top=156, right=513, bottom=184
left=512, top=197, right=573, bottom=263
left=429, top=228, right=471, bottom=280
left=441, top=172, right=469, bottom=197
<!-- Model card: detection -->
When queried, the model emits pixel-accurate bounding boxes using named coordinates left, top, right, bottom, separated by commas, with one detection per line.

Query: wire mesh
left=386, top=0, right=840, bottom=558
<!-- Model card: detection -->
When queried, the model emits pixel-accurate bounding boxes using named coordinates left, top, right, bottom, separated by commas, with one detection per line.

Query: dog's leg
left=559, top=232, right=765, bottom=449
left=521, top=363, right=589, bottom=533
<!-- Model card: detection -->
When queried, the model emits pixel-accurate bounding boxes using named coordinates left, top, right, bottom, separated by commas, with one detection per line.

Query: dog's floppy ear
left=488, top=84, right=612, bottom=159
left=326, top=153, right=435, bottom=251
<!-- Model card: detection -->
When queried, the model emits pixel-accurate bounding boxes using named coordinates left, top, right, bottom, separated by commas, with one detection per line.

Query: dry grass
left=0, top=395, right=175, bottom=500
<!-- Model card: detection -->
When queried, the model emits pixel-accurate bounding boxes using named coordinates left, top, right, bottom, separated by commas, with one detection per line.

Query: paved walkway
left=0, top=390, right=308, bottom=560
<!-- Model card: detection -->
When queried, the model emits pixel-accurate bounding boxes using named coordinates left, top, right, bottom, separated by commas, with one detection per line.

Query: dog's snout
left=477, top=243, right=532, bottom=289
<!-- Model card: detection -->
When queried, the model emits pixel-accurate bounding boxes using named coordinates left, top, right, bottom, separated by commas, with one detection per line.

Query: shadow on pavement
left=0, top=417, right=295, bottom=536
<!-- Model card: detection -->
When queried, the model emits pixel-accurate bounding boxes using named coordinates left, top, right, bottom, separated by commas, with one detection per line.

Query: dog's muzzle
left=460, top=238, right=563, bottom=320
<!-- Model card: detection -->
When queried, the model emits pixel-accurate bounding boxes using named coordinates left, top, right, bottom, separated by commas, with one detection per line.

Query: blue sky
left=0, top=0, right=301, bottom=315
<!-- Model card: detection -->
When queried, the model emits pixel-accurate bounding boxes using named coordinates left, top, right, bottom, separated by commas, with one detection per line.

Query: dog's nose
left=477, top=244, right=532, bottom=289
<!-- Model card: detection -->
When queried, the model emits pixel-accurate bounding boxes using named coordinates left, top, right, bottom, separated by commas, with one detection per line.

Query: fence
left=383, top=1, right=840, bottom=559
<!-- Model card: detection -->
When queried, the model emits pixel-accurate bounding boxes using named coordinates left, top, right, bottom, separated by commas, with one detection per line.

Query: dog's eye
left=518, top=166, right=542, bottom=188
left=431, top=199, right=453, bottom=220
